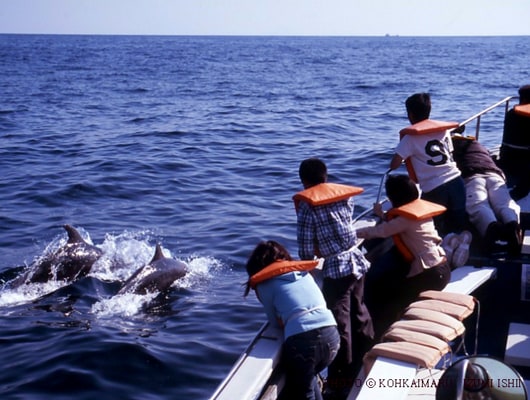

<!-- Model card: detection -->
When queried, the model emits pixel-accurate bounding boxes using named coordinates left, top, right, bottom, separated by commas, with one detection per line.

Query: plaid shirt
left=296, top=197, right=370, bottom=280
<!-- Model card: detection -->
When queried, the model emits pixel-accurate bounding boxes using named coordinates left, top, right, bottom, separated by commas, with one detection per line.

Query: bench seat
left=349, top=265, right=496, bottom=400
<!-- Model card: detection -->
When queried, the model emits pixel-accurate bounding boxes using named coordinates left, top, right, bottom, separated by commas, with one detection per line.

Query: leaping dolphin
left=11, top=224, right=103, bottom=286
left=118, top=243, right=188, bottom=295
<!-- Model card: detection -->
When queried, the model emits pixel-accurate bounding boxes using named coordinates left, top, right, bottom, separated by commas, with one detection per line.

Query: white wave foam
left=90, top=292, right=157, bottom=318
left=0, top=280, right=64, bottom=307
left=0, top=228, right=227, bottom=313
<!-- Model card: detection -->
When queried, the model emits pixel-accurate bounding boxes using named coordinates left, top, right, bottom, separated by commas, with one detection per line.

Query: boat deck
left=350, top=226, right=530, bottom=400
left=211, top=96, right=530, bottom=400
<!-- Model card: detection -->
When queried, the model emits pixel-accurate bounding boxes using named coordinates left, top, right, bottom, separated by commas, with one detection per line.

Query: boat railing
left=352, top=169, right=391, bottom=224
left=456, top=96, right=518, bottom=140
left=354, top=96, right=520, bottom=225
left=210, top=322, right=269, bottom=398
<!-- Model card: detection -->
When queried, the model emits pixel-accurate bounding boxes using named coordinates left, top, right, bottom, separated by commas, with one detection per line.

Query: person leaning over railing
left=389, top=92, right=467, bottom=237
left=452, top=135, right=521, bottom=255
left=244, top=240, right=340, bottom=400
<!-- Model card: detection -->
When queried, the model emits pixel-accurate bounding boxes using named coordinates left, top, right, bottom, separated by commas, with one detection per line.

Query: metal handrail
left=355, top=96, right=519, bottom=224
left=376, top=168, right=392, bottom=204
left=457, top=96, right=517, bottom=139
left=352, top=169, right=391, bottom=224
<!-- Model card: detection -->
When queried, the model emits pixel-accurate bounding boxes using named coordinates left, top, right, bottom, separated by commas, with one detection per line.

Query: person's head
left=385, top=174, right=419, bottom=208
left=299, top=158, right=327, bottom=188
left=518, top=85, right=530, bottom=104
left=244, top=240, right=292, bottom=296
left=451, top=135, right=474, bottom=157
left=405, top=93, right=431, bottom=124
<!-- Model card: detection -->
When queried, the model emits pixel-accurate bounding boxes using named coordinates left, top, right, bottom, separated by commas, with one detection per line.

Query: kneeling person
left=357, top=174, right=452, bottom=340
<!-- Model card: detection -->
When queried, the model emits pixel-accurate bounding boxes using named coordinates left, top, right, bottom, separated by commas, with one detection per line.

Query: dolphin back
left=10, top=225, right=103, bottom=286
left=119, top=244, right=187, bottom=295
left=150, top=243, right=166, bottom=263
left=64, top=224, right=86, bottom=244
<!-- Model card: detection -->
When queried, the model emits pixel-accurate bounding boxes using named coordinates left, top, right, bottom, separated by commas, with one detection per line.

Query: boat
left=210, top=95, right=530, bottom=400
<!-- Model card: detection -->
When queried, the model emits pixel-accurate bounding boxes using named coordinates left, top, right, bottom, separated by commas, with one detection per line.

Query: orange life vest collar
left=400, top=119, right=459, bottom=137
left=387, top=198, right=446, bottom=220
left=293, top=182, right=364, bottom=210
left=515, top=104, right=530, bottom=117
left=249, top=260, right=319, bottom=288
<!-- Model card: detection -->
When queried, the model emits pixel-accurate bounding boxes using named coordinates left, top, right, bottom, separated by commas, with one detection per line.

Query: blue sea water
left=0, top=34, right=529, bottom=399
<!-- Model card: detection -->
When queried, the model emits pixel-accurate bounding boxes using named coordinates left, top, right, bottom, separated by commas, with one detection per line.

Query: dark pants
left=322, top=275, right=374, bottom=390
left=365, top=247, right=451, bottom=341
left=422, top=176, right=467, bottom=236
left=364, top=247, right=409, bottom=341
left=282, top=325, right=340, bottom=400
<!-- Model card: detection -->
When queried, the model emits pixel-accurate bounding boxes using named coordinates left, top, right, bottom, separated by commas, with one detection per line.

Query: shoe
left=322, top=387, right=350, bottom=400
left=441, top=232, right=458, bottom=266
left=484, top=221, right=503, bottom=248
left=484, top=221, right=510, bottom=256
left=504, top=221, right=522, bottom=256
left=451, top=230, right=472, bottom=268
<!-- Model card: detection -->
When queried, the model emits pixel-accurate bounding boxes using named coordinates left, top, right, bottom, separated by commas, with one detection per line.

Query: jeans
left=282, top=325, right=340, bottom=400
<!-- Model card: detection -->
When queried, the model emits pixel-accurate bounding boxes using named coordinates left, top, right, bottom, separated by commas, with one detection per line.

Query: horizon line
left=1, top=32, right=529, bottom=38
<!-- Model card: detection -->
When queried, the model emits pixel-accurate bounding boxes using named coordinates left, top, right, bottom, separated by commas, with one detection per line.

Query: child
left=244, top=240, right=340, bottom=400
left=356, top=174, right=452, bottom=340
left=389, top=92, right=467, bottom=236
left=294, top=158, right=374, bottom=395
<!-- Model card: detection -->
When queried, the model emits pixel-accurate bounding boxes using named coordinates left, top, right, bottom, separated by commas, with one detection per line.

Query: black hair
left=385, top=174, right=419, bottom=208
left=519, top=85, right=530, bottom=104
left=405, top=93, right=431, bottom=122
left=299, top=158, right=327, bottom=187
left=243, top=240, right=292, bottom=296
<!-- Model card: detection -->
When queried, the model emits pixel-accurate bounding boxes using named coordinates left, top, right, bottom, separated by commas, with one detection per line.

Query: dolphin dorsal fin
left=150, top=243, right=166, bottom=263
left=64, top=224, right=85, bottom=244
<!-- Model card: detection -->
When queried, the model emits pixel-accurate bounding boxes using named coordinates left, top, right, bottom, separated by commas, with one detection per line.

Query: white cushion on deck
left=522, top=231, right=530, bottom=255
left=443, top=266, right=496, bottom=294
left=505, top=322, right=530, bottom=367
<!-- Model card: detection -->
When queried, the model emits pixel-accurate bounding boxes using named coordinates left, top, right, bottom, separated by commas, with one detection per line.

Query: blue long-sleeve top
left=255, top=270, right=336, bottom=340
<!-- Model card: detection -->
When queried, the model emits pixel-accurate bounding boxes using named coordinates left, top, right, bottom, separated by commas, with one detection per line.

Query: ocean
left=0, top=34, right=528, bottom=399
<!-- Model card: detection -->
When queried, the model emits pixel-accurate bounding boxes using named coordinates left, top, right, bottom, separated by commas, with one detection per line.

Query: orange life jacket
left=293, top=182, right=364, bottom=212
left=249, top=259, right=319, bottom=289
left=399, top=119, right=460, bottom=182
left=386, top=198, right=446, bottom=263
left=515, top=104, right=530, bottom=117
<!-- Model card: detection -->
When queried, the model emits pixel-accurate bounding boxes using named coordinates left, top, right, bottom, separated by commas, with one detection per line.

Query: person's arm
left=356, top=216, right=406, bottom=240
left=256, top=286, right=282, bottom=329
left=390, top=153, right=403, bottom=170
left=390, top=135, right=410, bottom=170
left=297, top=202, right=315, bottom=260
left=373, top=202, right=385, bottom=219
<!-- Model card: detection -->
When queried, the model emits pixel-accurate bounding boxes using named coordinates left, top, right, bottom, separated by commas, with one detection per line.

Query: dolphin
left=11, top=224, right=103, bottom=286
left=118, top=243, right=187, bottom=295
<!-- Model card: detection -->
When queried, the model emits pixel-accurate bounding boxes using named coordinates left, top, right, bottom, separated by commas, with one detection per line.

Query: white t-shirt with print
left=395, top=129, right=461, bottom=193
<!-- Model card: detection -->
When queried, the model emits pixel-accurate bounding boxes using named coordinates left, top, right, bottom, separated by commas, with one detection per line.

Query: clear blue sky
left=1, top=0, right=529, bottom=36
